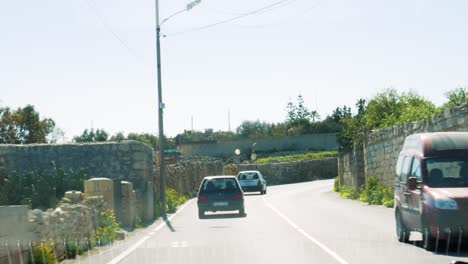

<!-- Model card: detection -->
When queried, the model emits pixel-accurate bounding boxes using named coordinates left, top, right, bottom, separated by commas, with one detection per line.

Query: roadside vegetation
left=334, top=176, right=394, bottom=208
left=255, top=150, right=338, bottom=164
left=153, top=187, right=190, bottom=220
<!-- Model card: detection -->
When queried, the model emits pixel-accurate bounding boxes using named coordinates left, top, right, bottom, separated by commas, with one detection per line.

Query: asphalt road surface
left=74, top=179, right=468, bottom=264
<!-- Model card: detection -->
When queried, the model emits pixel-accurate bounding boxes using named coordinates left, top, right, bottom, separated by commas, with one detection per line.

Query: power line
left=83, top=0, right=154, bottom=69
left=165, top=0, right=296, bottom=37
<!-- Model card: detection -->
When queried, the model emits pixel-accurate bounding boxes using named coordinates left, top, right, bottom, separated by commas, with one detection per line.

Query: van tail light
left=233, top=193, right=243, bottom=199
left=198, top=195, right=208, bottom=201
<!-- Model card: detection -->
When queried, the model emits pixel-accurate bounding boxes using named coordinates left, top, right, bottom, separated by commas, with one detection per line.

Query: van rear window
left=432, top=134, right=468, bottom=151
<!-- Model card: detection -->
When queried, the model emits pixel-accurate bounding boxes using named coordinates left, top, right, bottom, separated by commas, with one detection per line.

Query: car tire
left=239, top=207, right=245, bottom=216
left=396, top=209, right=410, bottom=243
left=264, top=188, right=267, bottom=195
left=198, top=209, right=205, bottom=219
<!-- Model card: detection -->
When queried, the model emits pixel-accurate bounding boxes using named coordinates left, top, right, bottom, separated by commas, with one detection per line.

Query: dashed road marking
left=106, top=199, right=193, bottom=264
left=263, top=197, right=350, bottom=264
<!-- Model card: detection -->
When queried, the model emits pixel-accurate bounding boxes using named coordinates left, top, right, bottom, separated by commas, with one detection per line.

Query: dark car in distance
left=394, top=132, right=468, bottom=251
left=197, top=176, right=245, bottom=218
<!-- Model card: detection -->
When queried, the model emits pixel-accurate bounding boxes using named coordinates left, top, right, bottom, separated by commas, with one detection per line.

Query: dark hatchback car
left=395, top=132, right=468, bottom=250
left=197, top=176, right=245, bottom=218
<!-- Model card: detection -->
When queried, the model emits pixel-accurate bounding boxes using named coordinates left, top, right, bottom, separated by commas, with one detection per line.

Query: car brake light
left=233, top=193, right=243, bottom=199
left=198, top=195, right=208, bottom=201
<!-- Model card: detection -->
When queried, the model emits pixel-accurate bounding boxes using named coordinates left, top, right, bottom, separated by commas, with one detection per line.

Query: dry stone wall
left=0, top=140, right=154, bottom=221
left=338, top=104, right=468, bottom=189
left=224, top=158, right=338, bottom=185
left=154, top=156, right=224, bottom=194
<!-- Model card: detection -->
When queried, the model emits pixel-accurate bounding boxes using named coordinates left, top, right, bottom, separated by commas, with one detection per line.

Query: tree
left=286, top=99, right=297, bottom=122
left=73, top=128, right=109, bottom=142
left=236, top=120, right=272, bottom=138
left=0, top=105, right=55, bottom=144
left=364, top=89, right=437, bottom=129
left=296, top=94, right=311, bottom=120
left=444, top=87, right=467, bottom=108
left=126, top=133, right=158, bottom=148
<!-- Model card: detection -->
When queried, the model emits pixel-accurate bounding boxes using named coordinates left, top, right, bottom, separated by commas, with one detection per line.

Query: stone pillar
left=84, top=178, right=114, bottom=211
left=144, top=181, right=154, bottom=221
left=113, top=179, right=122, bottom=223
left=121, top=181, right=136, bottom=227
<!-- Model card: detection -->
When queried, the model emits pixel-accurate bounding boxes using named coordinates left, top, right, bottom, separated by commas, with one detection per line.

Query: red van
left=394, top=132, right=468, bottom=250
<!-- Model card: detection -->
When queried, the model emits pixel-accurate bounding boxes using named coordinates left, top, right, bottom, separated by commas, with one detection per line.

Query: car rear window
left=200, top=178, right=240, bottom=193
left=238, top=172, right=259, bottom=180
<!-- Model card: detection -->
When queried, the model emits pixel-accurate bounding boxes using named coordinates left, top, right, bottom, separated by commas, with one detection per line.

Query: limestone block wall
left=338, top=104, right=468, bottom=188
left=0, top=140, right=154, bottom=221
left=223, top=158, right=338, bottom=185
left=154, top=156, right=224, bottom=195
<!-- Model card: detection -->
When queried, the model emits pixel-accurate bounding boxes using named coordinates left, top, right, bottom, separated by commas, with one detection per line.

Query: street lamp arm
left=160, top=9, right=186, bottom=26
left=159, top=0, right=201, bottom=27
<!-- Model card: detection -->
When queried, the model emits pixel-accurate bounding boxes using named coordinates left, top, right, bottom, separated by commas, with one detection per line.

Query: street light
left=155, top=0, right=201, bottom=217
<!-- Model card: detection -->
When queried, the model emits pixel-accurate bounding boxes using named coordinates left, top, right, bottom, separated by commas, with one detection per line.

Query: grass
left=255, top=151, right=338, bottom=164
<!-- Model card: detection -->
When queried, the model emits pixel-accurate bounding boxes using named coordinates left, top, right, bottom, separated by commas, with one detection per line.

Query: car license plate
left=213, top=202, right=228, bottom=207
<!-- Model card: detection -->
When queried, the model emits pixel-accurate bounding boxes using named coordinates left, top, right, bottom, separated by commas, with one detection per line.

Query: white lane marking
left=263, top=197, right=350, bottom=264
left=106, top=199, right=194, bottom=264
left=171, top=242, right=179, bottom=248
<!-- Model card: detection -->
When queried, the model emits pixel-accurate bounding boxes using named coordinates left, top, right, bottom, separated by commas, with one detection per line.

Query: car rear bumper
left=198, top=200, right=244, bottom=212
left=241, top=185, right=262, bottom=192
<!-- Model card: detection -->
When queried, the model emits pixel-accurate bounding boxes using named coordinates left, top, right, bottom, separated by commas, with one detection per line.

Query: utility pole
left=154, top=0, right=201, bottom=217
left=228, top=109, right=231, bottom=132
left=155, top=0, right=167, bottom=216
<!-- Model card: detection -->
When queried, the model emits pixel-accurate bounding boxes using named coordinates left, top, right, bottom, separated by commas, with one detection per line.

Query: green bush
left=63, top=241, right=84, bottom=259
left=31, top=241, right=58, bottom=264
left=95, top=210, right=120, bottom=244
left=153, top=188, right=189, bottom=217
left=335, top=176, right=394, bottom=208
left=333, top=176, right=340, bottom=192
left=339, top=186, right=359, bottom=200
left=166, top=188, right=188, bottom=213
left=359, top=176, right=394, bottom=207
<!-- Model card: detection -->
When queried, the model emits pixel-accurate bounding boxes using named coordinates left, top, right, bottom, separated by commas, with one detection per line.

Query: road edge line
left=106, top=199, right=194, bottom=264
left=263, top=197, right=350, bottom=264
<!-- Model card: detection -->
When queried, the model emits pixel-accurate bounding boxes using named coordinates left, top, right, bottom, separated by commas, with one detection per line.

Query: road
left=75, top=179, right=468, bottom=264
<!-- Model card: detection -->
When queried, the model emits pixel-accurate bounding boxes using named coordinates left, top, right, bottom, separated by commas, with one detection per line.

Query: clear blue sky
left=1, top=0, right=467, bottom=140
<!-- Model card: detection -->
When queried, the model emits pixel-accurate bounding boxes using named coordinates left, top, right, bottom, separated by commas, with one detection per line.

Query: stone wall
left=179, top=133, right=338, bottom=158
left=0, top=140, right=154, bottom=221
left=338, top=145, right=365, bottom=191
left=338, top=104, right=468, bottom=188
left=154, top=156, right=224, bottom=195
left=223, top=158, right=338, bottom=185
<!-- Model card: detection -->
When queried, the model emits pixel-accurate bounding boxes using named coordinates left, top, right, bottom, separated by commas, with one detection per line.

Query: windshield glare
left=425, top=157, right=468, bottom=187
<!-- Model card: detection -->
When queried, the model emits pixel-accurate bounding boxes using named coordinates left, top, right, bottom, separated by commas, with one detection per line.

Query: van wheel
left=396, top=210, right=410, bottom=242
